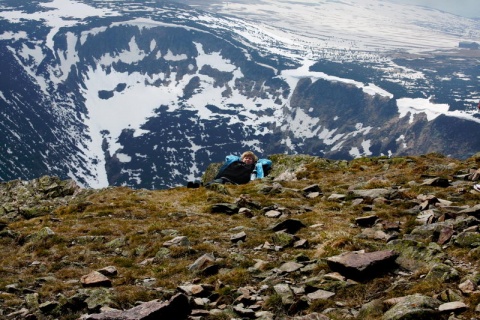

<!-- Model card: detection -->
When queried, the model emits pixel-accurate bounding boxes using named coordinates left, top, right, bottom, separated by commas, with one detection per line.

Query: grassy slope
left=1, top=153, right=480, bottom=318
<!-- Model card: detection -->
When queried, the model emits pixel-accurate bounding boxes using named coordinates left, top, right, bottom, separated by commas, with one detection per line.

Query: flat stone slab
left=85, top=293, right=191, bottom=320
left=307, top=289, right=335, bottom=301
left=326, top=250, right=398, bottom=281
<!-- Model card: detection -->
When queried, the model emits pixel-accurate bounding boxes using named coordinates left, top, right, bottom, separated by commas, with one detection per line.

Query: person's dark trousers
left=187, top=180, right=202, bottom=188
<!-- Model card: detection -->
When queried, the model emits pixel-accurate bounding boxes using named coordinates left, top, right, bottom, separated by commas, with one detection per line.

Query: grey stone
left=454, top=231, right=480, bottom=247
left=458, top=204, right=480, bottom=217
left=255, top=311, right=275, bottom=320
left=328, top=193, right=346, bottom=201
left=293, top=313, right=330, bottom=319
left=177, top=284, right=205, bottom=296
left=421, top=177, right=450, bottom=187
left=350, top=188, right=393, bottom=199
left=233, top=304, right=255, bottom=317
left=26, top=227, right=55, bottom=243
left=84, top=288, right=113, bottom=313
left=438, top=301, right=467, bottom=313
left=278, top=261, right=303, bottom=273
left=383, top=294, right=441, bottom=320
left=387, top=239, right=445, bottom=272
left=425, top=263, right=459, bottom=282
left=303, top=184, right=322, bottom=193
left=357, top=227, right=395, bottom=242
left=358, top=299, right=384, bottom=319
left=163, top=236, right=190, bottom=247
left=231, top=231, right=247, bottom=243
left=273, top=283, right=294, bottom=305
left=306, top=289, right=335, bottom=302
left=85, top=293, right=191, bottom=320
left=38, top=301, right=59, bottom=314
left=188, top=253, right=218, bottom=275
left=97, top=266, right=118, bottom=277
left=265, top=210, right=282, bottom=218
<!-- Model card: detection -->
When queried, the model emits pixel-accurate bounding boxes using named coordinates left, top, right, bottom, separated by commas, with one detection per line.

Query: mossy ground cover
left=1, top=153, right=480, bottom=318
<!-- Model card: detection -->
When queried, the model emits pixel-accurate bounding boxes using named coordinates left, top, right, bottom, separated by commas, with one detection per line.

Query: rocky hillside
left=1, top=153, right=480, bottom=320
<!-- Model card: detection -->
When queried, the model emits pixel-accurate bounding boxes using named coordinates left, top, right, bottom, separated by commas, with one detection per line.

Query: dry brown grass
left=1, top=153, right=479, bottom=317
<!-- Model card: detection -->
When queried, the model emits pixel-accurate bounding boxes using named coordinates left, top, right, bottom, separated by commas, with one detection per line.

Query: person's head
left=241, top=151, right=257, bottom=164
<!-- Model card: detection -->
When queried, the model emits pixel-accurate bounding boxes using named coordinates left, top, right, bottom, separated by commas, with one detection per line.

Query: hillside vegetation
left=1, top=153, right=480, bottom=320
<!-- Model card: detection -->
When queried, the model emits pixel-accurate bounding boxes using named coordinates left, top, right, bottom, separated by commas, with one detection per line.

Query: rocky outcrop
left=0, top=175, right=82, bottom=220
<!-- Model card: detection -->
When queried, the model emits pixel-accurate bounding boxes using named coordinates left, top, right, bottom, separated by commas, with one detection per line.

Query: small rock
left=80, top=271, right=112, bottom=288
left=163, top=236, right=190, bottom=247
left=265, top=210, right=282, bottom=218
left=306, top=289, right=335, bottom=302
left=294, top=239, right=309, bottom=248
left=239, top=207, right=253, bottom=218
left=278, top=261, right=303, bottom=273
left=383, top=294, right=441, bottom=320
left=458, top=279, right=477, bottom=294
left=177, top=284, right=204, bottom=296
left=233, top=304, right=255, bottom=317
left=97, top=266, right=118, bottom=277
left=273, top=283, right=294, bottom=305
left=438, top=301, right=468, bottom=313
left=328, top=193, right=346, bottom=201
left=271, top=219, right=306, bottom=234
left=303, top=184, right=322, bottom=193
left=355, top=215, right=378, bottom=227
left=231, top=231, right=247, bottom=243
left=210, top=203, right=238, bottom=215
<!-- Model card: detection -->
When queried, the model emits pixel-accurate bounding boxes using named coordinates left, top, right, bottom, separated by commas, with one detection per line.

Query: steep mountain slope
left=0, top=0, right=479, bottom=189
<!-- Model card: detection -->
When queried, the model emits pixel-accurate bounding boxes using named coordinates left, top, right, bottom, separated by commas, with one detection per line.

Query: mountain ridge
left=0, top=0, right=479, bottom=189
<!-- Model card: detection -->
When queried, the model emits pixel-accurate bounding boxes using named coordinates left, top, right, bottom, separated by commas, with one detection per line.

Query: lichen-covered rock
left=454, top=231, right=480, bottom=248
left=387, top=239, right=445, bottom=271
left=25, top=227, right=55, bottom=243
left=0, top=176, right=81, bottom=220
left=425, top=263, right=460, bottom=283
left=383, top=294, right=441, bottom=320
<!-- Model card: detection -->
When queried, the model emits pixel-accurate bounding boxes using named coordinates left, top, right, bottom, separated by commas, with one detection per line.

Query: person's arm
left=255, top=159, right=272, bottom=178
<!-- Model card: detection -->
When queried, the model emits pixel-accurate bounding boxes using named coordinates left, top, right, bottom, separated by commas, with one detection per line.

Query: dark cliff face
left=0, top=44, right=84, bottom=184
left=285, top=77, right=480, bottom=160
left=0, top=1, right=479, bottom=189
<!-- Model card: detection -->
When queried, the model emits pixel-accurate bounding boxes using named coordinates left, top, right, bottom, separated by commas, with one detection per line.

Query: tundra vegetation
left=0, top=153, right=480, bottom=319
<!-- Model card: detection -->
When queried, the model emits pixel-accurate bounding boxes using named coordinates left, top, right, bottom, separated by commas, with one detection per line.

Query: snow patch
left=397, top=98, right=480, bottom=124
left=116, top=153, right=132, bottom=163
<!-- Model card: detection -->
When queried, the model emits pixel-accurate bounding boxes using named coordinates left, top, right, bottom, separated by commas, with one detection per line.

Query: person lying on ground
left=205, top=151, right=271, bottom=186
